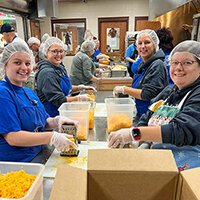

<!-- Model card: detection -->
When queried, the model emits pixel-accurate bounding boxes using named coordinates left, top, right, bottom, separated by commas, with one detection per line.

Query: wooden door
left=98, top=17, right=128, bottom=58
left=30, top=20, right=41, bottom=40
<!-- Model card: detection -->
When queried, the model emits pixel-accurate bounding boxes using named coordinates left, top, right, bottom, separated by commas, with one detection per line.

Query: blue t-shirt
left=125, top=44, right=138, bottom=68
left=0, top=80, right=49, bottom=162
left=92, top=49, right=101, bottom=63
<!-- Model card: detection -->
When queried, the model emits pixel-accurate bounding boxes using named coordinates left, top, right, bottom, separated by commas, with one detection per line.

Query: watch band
left=132, top=127, right=141, bottom=141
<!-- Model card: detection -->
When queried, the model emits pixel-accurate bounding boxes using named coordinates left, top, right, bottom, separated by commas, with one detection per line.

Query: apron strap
left=177, top=91, right=191, bottom=109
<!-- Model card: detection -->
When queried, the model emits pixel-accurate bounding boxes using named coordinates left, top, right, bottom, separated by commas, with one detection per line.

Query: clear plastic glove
left=108, top=128, right=134, bottom=148
left=54, top=116, right=79, bottom=133
left=78, top=94, right=94, bottom=102
left=50, top=131, right=77, bottom=151
left=98, top=68, right=104, bottom=74
left=78, top=84, right=97, bottom=92
left=113, top=86, right=125, bottom=97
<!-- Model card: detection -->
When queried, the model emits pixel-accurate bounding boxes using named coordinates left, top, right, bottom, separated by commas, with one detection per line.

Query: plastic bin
left=105, top=98, right=136, bottom=133
left=58, top=102, right=90, bottom=140
left=0, top=162, right=44, bottom=200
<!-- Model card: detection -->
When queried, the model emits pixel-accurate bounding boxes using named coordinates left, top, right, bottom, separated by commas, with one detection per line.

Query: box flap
left=49, top=164, right=87, bottom=200
left=179, top=168, right=200, bottom=200
left=88, top=149, right=178, bottom=172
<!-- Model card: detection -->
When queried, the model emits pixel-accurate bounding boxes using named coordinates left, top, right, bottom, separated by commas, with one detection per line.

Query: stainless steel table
left=43, top=91, right=112, bottom=200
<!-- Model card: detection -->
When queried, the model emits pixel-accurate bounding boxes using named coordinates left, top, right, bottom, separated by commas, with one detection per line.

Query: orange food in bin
left=107, top=113, right=132, bottom=133
left=89, top=109, right=94, bottom=129
left=87, top=93, right=95, bottom=100
left=77, top=125, right=87, bottom=140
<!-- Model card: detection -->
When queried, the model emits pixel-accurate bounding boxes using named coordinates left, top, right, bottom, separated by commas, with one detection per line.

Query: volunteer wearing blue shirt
left=36, top=37, right=95, bottom=117
left=109, top=40, right=200, bottom=170
left=114, top=30, right=168, bottom=119
left=0, top=42, right=77, bottom=162
left=124, top=35, right=138, bottom=78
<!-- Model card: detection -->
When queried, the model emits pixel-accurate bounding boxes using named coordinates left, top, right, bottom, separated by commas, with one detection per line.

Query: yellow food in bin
left=107, top=113, right=132, bottom=133
left=89, top=109, right=94, bottom=129
left=87, top=93, right=95, bottom=100
left=0, top=170, right=36, bottom=198
left=77, top=125, right=87, bottom=140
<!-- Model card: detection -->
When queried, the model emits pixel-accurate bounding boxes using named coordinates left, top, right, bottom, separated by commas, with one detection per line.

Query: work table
left=42, top=91, right=112, bottom=200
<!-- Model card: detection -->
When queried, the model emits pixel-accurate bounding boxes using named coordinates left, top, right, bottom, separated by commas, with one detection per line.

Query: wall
left=39, top=0, right=149, bottom=69
left=58, top=0, right=149, bottom=36
left=153, top=3, right=197, bottom=46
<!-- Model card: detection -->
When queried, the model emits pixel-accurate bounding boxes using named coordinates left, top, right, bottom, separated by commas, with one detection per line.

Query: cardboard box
left=97, top=77, right=132, bottom=91
left=50, top=149, right=193, bottom=200
left=178, top=168, right=200, bottom=200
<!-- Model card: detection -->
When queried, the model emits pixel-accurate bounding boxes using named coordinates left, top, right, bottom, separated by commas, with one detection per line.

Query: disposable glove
left=78, top=84, right=97, bottom=92
left=78, top=94, right=94, bottom=102
left=50, top=131, right=77, bottom=152
left=113, top=86, right=125, bottom=97
left=108, top=128, right=134, bottom=148
left=54, top=116, right=78, bottom=133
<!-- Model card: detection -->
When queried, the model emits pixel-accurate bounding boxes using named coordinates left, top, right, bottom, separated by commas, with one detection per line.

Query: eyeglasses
left=49, top=49, right=64, bottom=55
left=169, top=60, right=198, bottom=68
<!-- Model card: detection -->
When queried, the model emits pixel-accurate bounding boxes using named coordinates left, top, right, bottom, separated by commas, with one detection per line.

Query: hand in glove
left=78, top=94, right=94, bottom=102
left=50, top=131, right=77, bottom=151
left=78, top=84, right=97, bottom=92
left=113, top=86, right=125, bottom=97
left=108, top=128, right=134, bottom=148
left=54, top=116, right=79, bottom=133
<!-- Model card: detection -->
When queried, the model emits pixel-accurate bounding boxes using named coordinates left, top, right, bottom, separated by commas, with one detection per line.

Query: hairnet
left=0, top=42, right=35, bottom=77
left=1, top=42, right=34, bottom=66
left=136, top=29, right=160, bottom=52
left=81, top=40, right=95, bottom=52
left=170, top=40, right=200, bottom=61
left=41, top=33, right=50, bottom=43
left=43, top=37, right=64, bottom=56
left=63, top=44, right=68, bottom=52
left=27, top=37, right=41, bottom=46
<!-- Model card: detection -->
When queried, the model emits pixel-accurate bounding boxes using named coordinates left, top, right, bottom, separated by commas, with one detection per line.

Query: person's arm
left=138, top=126, right=162, bottom=142
left=140, top=60, right=168, bottom=100
left=125, top=57, right=135, bottom=63
left=37, top=69, right=67, bottom=107
left=3, top=131, right=53, bottom=146
left=108, top=125, right=162, bottom=148
left=124, top=86, right=142, bottom=100
left=90, top=75, right=99, bottom=83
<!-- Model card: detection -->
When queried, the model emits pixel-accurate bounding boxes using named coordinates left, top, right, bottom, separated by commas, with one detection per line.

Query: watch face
left=132, top=128, right=141, bottom=141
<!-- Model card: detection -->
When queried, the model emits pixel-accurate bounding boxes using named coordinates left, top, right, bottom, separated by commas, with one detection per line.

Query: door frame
left=98, top=17, right=129, bottom=54
left=134, top=16, right=148, bottom=31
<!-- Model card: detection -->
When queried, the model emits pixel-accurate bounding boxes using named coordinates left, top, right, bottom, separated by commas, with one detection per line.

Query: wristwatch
left=132, top=127, right=141, bottom=141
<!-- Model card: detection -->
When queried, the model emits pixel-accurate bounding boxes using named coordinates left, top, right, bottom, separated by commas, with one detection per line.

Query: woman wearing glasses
left=113, top=30, right=169, bottom=120
left=109, top=40, right=200, bottom=170
left=36, top=37, right=94, bottom=117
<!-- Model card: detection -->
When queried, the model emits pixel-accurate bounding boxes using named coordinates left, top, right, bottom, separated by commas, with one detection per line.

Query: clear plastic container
left=0, top=162, right=44, bottom=200
left=58, top=102, right=90, bottom=140
left=89, top=102, right=96, bottom=129
left=105, top=98, right=136, bottom=133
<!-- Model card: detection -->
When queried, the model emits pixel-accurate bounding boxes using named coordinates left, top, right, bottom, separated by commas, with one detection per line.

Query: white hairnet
left=1, top=42, right=34, bottom=66
left=136, top=29, right=160, bottom=52
left=27, top=37, right=41, bottom=46
left=170, top=40, right=200, bottom=61
left=41, top=33, right=50, bottom=43
left=43, top=37, right=64, bottom=56
left=0, top=42, right=35, bottom=77
left=63, top=44, right=68, bottom=52
left=81, top=40, right=95, bottom=52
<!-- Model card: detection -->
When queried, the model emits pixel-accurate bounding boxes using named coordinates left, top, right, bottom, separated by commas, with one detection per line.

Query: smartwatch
left=132, top=127, right=141, bottom=141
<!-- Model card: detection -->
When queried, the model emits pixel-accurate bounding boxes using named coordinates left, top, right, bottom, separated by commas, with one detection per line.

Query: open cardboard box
left=50, top=149, right=200, bottom=200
